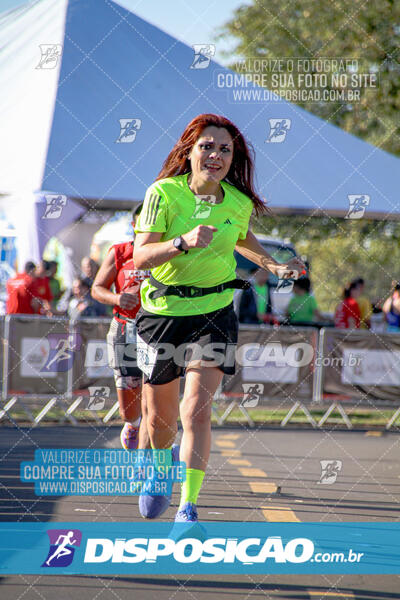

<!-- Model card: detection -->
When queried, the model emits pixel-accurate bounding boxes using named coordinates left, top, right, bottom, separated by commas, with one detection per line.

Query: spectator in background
left=79, top=256, right=108, bottom=316
left=353, top=277, right=372, bottom=329
left=252, top=268, right=271, bottom=323
left=32, top=260, right=53, bottom=315
left=370, top=300, right=386, bottom=332
left=80, top=256, right=111, bottom=317
left=382, top=283, right=400, bottom=332
left=334, top=281, right=361, bottom=329
left=286, top=277, right=323, bottom=324
left=6, top=261, right=37, bottom=314
left=47, top=260, right=62, bottom=308
left=80, top=256, right=99, bottom=285
left=234, top=267, right=270, bottom=324
left=68, top=276, right=104, bottom=320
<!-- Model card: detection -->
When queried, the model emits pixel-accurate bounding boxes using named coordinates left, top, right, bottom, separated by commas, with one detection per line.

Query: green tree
left=218, top=0, right=400, bottom=155
left=219, top=1, right=400, bottom=311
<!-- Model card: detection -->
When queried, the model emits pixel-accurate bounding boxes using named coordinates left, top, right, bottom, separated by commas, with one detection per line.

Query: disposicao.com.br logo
left=1, top=522, right=396, bottom=574
left=40, top=531, right=364, bottom=570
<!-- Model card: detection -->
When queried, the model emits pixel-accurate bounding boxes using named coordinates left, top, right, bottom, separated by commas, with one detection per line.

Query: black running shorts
left=135, top=303, right=238, bottom=385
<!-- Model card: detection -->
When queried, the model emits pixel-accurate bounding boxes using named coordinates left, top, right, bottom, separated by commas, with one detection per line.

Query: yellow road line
left=365, top=430, right=382, bottom=437
left=261, top=506, right=299, bottom=522
left=249, top=481, right=277, bottom=494
left=221, top=449, right=241, bottom=457
left=239, top=467, right=267, bottom=478
left=218, top=434, right=241, bottom=440
left=308, top=592, right=354, bottom=598
left=228, top=459, right=251, bottom=466
left=215, top=440, right=236, bottom=448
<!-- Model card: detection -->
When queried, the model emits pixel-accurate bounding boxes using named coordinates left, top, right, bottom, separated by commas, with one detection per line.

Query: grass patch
left=210, top=406, right=399, bottom=426
left=1, top=404, right=399, bottom=428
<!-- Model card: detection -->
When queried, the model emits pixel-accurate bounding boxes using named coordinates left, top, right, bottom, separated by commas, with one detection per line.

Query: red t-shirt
left=334, top=298, right=361, bottom=329
left=112, top=242, right=150, bottom=321
left=31, top=277, right=52, bottom=302
left=30, top=276, right=53, bottom=314
left=6, top=273, right=36, bottom=314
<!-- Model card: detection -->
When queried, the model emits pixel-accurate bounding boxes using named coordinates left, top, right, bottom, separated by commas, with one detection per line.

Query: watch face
left=174, top=237, right=181, bottom=248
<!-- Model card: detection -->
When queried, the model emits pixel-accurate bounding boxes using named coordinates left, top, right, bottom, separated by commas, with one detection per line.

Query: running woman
left=133, top=114, right=305, bottom=522
left=91, top=205, right=149, bottom=450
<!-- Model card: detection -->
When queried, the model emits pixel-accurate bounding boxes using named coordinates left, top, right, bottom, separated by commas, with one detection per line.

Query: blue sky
left=124, top=0, right=250, bottom=64
left=2, top=0, right=250, bottom=65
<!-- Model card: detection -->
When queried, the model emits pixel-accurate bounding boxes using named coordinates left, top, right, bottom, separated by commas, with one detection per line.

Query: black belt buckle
left=215, top=284, right=225, bottom=293
left=189, top=286, right=202, bottom=297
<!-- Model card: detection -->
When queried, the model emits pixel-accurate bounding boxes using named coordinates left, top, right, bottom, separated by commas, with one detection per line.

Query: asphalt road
left=0, top=424, right=399, bottom=599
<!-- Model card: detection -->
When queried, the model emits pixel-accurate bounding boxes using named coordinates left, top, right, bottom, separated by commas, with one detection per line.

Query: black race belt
left=148, top=274, right=250, bottom=300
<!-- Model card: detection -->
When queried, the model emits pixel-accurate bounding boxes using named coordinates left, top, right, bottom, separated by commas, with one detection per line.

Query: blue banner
left=0, top=522, right=399, bottom=574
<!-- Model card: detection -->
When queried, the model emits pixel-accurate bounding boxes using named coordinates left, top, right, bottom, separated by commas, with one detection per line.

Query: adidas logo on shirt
left=224, top=219, right=232, bottom=224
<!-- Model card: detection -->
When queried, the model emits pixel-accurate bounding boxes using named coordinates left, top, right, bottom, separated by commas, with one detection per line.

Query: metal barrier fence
left=215, top=325, right=319, bottom=427
left=1, top=315, right=115, bottom=425
left=317, top=327, right=400, bottom=430
left=1, top=315, right=400, bottom=429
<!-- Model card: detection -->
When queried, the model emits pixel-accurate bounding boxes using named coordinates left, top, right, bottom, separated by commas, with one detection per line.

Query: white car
left=234, top=234, right=300, bottom=318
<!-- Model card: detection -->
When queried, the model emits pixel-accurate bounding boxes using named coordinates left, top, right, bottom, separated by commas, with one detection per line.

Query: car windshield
left=234, top=242, right=296, bottom=285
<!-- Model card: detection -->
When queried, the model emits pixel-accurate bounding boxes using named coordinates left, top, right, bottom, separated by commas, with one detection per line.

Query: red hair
left=156, top=114, right=267, bottom=216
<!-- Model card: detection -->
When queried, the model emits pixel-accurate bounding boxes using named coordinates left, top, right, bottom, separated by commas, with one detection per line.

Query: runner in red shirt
left=334, top=281, right=361, bottom=329
left=6, top=261, right=37, bottom=314
left=92, top=204, right=150, bottom=450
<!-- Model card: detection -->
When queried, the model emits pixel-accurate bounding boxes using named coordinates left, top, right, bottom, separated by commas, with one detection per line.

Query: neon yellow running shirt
left=135, top=173, right=253, bottom=316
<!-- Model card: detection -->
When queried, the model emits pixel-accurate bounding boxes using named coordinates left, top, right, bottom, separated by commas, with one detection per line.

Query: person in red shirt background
left=31, top=260, right=53, bottom=315
left=6, top=261, right=37, bottom=314
left=334, top=280, right=361, bottom=329
left=92, top=204, right=149, bottom=451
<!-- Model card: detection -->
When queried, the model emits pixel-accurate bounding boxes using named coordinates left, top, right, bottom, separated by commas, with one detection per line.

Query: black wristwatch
left=173, top=236, right=188, bottom=254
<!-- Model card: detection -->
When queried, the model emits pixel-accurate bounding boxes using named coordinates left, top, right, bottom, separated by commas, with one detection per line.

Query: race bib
left=125, top=321, right=137, bottom=344
left=136, top=333, right=157, bottom=378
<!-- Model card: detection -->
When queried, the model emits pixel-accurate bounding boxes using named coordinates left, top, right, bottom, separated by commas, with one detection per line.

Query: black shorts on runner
left=135, top=303, right=238, bottom=385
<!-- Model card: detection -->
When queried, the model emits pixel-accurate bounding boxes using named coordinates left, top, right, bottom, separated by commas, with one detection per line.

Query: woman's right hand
left=117, top=291, right=139, bottom=310
left=182, top=225, right=218, bottom=249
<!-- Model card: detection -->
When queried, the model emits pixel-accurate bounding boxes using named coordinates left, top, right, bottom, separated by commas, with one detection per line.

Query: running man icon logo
left=275, top=268, right=299, bottom=294
left=241, top=383, right=264, bottom=408
left=87, top=386, right=110, bottom=411
left=192, top=195, right=217, bottom=219
left=318, top=460, right=342, bottom=485
left=345, top=195, right=370, bottom=219
left=136, top=335, right=158, bottom=378
left=42, top=529, right=82, bottom=568
left=41, top=333, right=82, bottom=373
left=190, top=44, right=216, bottom=69
left=266, top=119, right=291, bottom=143
left=116, top=118, right=142, bottom=143
left=42, top=195, right=67, bottom=219
left=36, top=44, right=62, bottom=69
